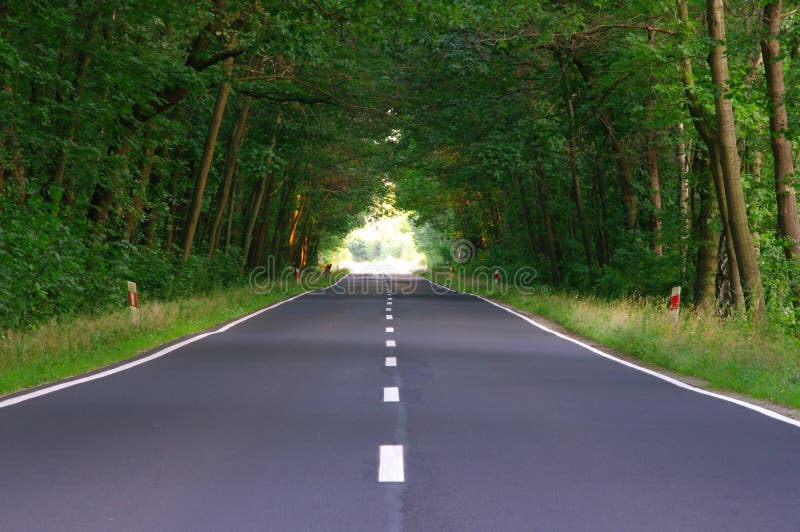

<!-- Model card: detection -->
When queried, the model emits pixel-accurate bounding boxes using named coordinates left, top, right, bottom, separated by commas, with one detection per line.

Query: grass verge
left=0, top=276, right=341, bottom=397
left=436, top=276, right=800, bottom=409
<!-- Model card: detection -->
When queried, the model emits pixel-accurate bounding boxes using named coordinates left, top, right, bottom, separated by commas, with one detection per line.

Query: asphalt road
left=1, top=274, right=799, bottom=531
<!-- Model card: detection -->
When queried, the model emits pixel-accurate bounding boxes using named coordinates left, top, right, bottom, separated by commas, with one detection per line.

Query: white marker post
left=669, top=286, right=681, bottom=320
left=127, top=281, right=139, bottom=323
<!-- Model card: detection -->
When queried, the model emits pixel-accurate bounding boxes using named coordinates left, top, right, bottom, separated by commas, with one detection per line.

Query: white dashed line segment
left=386, top=357, right=397, bottom=367
left=378, top=445, right=405, bottom=482
left=386, top=339, right=396, bottom=347
left=383, top=387, right=399, bottom=402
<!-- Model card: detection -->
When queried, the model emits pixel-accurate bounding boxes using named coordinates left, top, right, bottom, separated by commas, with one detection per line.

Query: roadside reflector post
left=493, top=269, right=500, bottom=287
left=295, top=267, right=301, bottom=285
left=669, top=286, right=681, bottom=320
left=127, top=281, right=139, bottom=323
left=449, top=266, right=453, bottom=283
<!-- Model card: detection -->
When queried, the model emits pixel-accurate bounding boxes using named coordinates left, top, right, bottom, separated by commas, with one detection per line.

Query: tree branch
left=570, top=24, right=676, bottom=41
left=236, top=88, right=338, bottom=105
left=196, top=48, right=246, bottom=71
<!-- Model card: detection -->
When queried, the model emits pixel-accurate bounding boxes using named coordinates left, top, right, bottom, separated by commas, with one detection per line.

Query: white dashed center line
left=379, top=279, right=404, bottom=484
left=383, top=387, right=399, bottom=402
left=379, top=445, right=404, bottom=482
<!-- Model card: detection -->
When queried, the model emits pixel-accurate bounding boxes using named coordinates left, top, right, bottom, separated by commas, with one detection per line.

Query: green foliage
left=1, top=0, right=799, bottom=339
left=0, top=199, right=247, bottom=329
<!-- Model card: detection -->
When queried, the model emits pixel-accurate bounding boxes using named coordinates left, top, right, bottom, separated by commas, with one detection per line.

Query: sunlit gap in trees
left=325, top=211, right=428, bottom=274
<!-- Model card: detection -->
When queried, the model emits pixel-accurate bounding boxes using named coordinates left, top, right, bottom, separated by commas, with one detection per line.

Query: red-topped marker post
left=127, top=281, right=139, bottom=323
left=669, top=286, right=681, bottom=320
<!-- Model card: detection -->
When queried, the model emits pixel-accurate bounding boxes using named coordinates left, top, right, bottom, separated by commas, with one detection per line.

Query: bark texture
left=706, top=0, right=764, bottom=316
left=181, top=57, right=234, bottom=262
left=760, top=1, right=800, bottom=261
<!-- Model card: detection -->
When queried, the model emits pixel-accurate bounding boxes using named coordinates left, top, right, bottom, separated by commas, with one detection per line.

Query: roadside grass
left=438, top=276, right=800, bottom=409
left=0, top=275, right=343, bottom=396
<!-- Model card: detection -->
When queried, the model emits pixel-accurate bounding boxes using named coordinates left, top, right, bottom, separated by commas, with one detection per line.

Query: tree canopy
left=1, top=0, right=799, bottom=333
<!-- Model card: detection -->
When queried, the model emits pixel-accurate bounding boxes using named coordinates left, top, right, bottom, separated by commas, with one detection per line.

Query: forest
left=1, top=0, right=799, bottom=336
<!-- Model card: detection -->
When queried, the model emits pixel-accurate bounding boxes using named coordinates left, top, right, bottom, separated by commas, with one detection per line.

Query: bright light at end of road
left=326, top=212, right=427, bottom=274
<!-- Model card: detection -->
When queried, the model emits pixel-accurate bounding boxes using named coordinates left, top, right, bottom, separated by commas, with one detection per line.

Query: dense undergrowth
left=0, top=200, right=246, bottom=330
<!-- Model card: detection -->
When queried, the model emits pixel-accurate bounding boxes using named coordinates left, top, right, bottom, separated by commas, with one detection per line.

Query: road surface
left=1, top=274, right=799, bottom=531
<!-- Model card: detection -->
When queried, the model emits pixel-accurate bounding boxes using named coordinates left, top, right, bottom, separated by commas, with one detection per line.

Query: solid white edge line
left=421, top=275, right=800, bottom=430
left=383, top=386, right=400, bottom=402
left=386, top=356, right=397, bottom=367
left=379, top=445, right=405, bottom=482
left=0, top=275, right=351, bottom=410
left=386, top=339, right=396, bottom=347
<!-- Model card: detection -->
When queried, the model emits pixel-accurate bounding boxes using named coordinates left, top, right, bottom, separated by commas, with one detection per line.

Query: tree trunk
left=164, top=186, right=181, bottom=253
left=596, top=115, right=637, bottom=231
left=678, top=0, right=745, bottom=312
left=677, top=124, right=692, bottom=281
left=124, top=147, right=154, bottom=241
left=142, top=147, right=167, bottom=248
left=647, top=131, right=663, bottom=256
left=715, top=232, right=735, bottom=312
left=287, top=195, right=307, bottom=264
left=180, top=57, right=234, bottom=262
left=570, top=147, right=594, bottom=267
left=269, top=177, right=297, bottom=270
left=88, top=0, right=240, bottom=229
left=291, top=205, right=311, bottom=268
left=591, top=157, right=612, bottom=267
left=693, top=156, right=719, bottom=310
left=709, top=140, right=746, bottom=310
left=224, top=168, right=240, bottom=253
left=707, top=0, right=764, bottom=317
left=534, top=163, right=560, bottom=284
left=559, top=58, right=595, bottom=269
left=209, top=94, right=252, bottom=259
left=253, top=183, right=279, bottom=266
left=514, top=173, right=540, bottom=257
left=760, top=1, right=800, bottom=261
left=242, top=172, right=276, bottom=268
left=241, top=125, right=279, bottom=269
left=572, top=55, right=637, bottom=232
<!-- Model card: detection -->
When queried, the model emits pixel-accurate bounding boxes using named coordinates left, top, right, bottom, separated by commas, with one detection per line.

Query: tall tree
left=181, top=56, right=234, bottom=262
left=759, top=1, right=800, bottom=262
left=706, top=0, right=765, bottom=316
